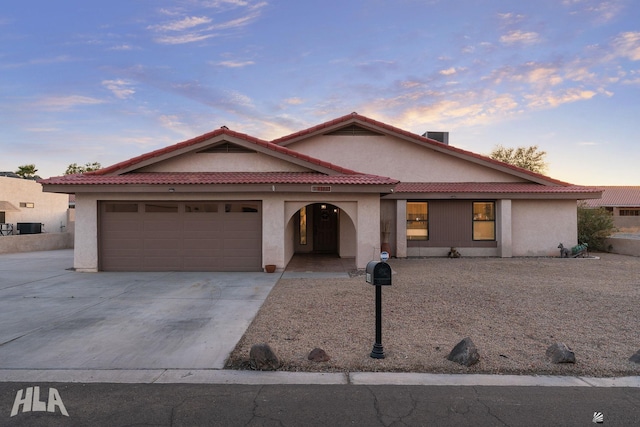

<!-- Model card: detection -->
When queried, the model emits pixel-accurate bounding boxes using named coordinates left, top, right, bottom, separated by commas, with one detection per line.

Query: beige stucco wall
left=605, top=237, right=640, bottom=257
left=74, top=191, right=381, bottom=271
left=0, top=176, right=69, bottom=233
left=0, top=232, right=73, bottom=254
left=511, top=199, right=577, bottom=257
left=286, top=135, right=525, bottom=183
left=140, top=152, right=310, bottom=173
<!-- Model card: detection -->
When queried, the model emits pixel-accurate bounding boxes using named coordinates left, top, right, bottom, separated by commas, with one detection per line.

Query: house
left=580, top=186, right=640, bottom=231
left=0, top=175, right=70, bottom=235
left=39, top=113, right=601, bottom=272
left=0, top=175, right=72, bottom=253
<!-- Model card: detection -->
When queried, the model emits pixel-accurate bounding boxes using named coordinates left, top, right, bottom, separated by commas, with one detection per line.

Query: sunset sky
left=2, top=0, right=639, bottom=184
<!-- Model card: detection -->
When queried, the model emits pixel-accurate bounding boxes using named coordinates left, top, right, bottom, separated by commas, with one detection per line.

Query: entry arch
left=284, top=201, right=357, bottom=262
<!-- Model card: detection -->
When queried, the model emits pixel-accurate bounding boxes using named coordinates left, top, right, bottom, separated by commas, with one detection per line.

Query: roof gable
left=274, top=112, right=570, bottom=186
left=88, top=127, right=362, bottom=177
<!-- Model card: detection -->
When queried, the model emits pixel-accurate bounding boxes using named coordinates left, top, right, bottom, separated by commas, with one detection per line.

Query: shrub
left=577, top=203, right=617, bottom=251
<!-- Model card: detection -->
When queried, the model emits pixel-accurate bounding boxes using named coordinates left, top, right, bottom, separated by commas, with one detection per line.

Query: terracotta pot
left=265, top=264, right=276, bottom=273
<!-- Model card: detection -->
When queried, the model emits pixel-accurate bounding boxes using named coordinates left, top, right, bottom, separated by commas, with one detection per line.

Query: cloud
left=525, top=88, right=597, bottom=108
left=108, top=44, right=135, bottom=51
left=214, top=60, right=255, bottom=68
left=612, top=31, right=640, bottom=61
left=284, top=97, right=304, bottom=105
left=500, top=30, right=541, bottom=45
left=102, top=79, right=135, bottom=99
left=563, top=0, right=624, bottom=23
left=33, top=95, right=105, bottom=111
left=148, top=16, right=212, bottom=32
left=439, top=67, right=457, bottom=76
left=155, top=33, right=217, bottom=45
left=149, top=1, right=266, bottom=45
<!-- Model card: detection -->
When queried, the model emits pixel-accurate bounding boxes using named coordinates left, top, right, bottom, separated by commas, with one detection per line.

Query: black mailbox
left=365, top=261, right=392, bottom=286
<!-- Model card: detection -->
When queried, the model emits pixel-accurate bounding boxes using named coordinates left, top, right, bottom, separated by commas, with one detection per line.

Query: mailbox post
left=365, top=259, right=392, bottom=359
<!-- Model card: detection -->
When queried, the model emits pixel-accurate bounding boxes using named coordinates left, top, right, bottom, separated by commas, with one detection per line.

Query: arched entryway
left=285, top=201, right=357, bottom=272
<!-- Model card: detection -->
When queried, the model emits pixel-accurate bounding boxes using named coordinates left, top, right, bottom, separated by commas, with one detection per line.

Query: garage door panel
left=101, top=256, right=142, bottom=271
left=100, top=201, right=261, bottom=271
left=142, top=257, right=183, bottom=270
left=222, top=257, right=261, bottom=271
left=183, top=257, right=223, bottom=270
left=183, top=239, right=223, bottom=251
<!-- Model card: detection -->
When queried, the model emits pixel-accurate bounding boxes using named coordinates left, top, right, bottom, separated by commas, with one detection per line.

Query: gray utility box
left=365, top=261, right=392, bottom=286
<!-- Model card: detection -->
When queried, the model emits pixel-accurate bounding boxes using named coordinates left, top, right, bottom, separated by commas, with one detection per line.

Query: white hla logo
left=10, top=386, right=69, bottom=417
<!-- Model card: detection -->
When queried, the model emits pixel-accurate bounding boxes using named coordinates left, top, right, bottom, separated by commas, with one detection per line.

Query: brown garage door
left=99, top=201, right=262, bottom=271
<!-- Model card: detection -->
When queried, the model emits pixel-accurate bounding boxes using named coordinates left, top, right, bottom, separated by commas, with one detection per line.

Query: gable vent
left=198, top=141, right=257, bottom=153
left=325, top=124, right=385, bottom=136
left=422, top=131, right=449, bottom=145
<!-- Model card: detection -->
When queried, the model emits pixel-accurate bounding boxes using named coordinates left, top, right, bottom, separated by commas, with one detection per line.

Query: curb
left=1, top=370, right=638, bottom=387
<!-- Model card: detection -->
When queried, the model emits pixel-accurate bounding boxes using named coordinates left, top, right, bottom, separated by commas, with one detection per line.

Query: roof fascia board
left=42, top=183, right=395, bottom=194
left=382, top=192, right=602, bottom=200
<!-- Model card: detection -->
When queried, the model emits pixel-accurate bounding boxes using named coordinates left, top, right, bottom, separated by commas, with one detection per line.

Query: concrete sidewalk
left=0, top=250, right=638, bottom=388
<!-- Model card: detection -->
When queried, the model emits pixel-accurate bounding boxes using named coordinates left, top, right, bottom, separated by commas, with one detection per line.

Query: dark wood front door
left=313, top=204, right=338, bottom=253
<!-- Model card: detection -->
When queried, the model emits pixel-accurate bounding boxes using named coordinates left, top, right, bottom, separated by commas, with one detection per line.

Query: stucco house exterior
left=40, top=113, right=601, bottom=272
left=581, top=186, right=640, bottom=230
left=0, top=175, right=70, bottom=235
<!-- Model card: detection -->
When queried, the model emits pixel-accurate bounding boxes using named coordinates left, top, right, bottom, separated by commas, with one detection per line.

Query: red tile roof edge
left=88, top=127, right=361, bottom=177
left=39, top=171, right=399, bottom=186
left=394, top=182, right=601, bottom=194
left=272, top=112, right=572, bottom=187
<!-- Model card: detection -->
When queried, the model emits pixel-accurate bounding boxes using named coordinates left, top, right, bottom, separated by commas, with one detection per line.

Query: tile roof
left=273, top=112, right=571, bottom=186
left=395, top=182, right=602, bottom=195
left=581, top=186, right=640, bottom=207
left=40, top=172, right=399, bottom=186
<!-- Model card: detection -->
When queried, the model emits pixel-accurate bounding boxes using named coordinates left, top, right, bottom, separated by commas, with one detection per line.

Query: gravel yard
left=226, top=253, right=640, bottom=377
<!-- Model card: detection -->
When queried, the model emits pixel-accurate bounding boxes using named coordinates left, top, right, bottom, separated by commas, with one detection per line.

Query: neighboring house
left=581, top=186, right=640, bottom=230
left=40, top=113, right=601, bottom=272
left=0, top=175, right=70, bottom=236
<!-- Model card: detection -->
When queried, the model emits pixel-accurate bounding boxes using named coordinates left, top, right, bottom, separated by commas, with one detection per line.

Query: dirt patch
left=226, top=253, right=640, bottom=377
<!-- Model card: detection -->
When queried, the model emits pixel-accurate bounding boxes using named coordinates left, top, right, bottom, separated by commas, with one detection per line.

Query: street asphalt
left=0, top=249, right=639, bottom=426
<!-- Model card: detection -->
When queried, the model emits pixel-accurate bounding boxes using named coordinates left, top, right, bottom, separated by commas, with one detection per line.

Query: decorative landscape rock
left=546, top=342, right=576, bottom=364
left=308, top=348, right=331, bottom=362
left=249, top=343, right=279, bottom=371
left=629, top=349, right=640, bottom=364
left=447, top=337, right=480, bottom=366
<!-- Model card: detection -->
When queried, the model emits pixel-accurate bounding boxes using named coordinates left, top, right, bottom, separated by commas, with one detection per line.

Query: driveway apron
left=0, top=250, right=279, bottom=370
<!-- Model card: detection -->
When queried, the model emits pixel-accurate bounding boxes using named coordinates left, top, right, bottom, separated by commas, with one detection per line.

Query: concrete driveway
left=0, top=250, right=279, bottom=370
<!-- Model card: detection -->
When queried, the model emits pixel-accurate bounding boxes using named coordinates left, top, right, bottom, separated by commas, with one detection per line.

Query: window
left=620, top=209, right=640, bottom=216
left=105, top=203, right=138, bottom=213
left=185, top=203, right=218, bottom=213
left=224, top=203, right=258, bottom=213
left=406, top=202, right=428, bottom=240
left=145, top=203, right=178, bottom=213
left=473, top=202, right=495, bottom=240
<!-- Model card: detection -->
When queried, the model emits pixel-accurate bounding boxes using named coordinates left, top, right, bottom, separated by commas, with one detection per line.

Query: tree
left=577, top=202, right=617, bottom=251
left=15, top=164, right=41, bottom=180
left=64, top=162, right=102, bottom=175
left=489, top=145, right=548, bottom=174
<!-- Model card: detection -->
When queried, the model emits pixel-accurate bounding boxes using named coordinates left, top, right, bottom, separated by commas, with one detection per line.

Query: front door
left=313, top=203, right=338, bottom=253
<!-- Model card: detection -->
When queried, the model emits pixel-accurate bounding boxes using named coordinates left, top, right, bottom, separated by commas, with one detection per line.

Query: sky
left=1, top=0, right=639, bottom=185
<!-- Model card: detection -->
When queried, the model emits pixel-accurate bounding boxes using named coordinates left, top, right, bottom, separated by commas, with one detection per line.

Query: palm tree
left=15, top=164, right=41, bottom=180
